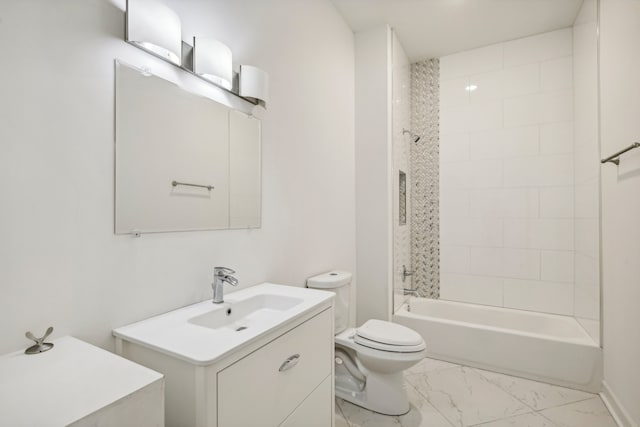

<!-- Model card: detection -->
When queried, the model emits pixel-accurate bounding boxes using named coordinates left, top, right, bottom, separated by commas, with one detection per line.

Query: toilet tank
left=306, top=271, right=352, bottom=334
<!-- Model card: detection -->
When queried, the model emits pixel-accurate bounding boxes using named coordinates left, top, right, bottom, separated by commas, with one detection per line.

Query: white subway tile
left=504, top=219, right=529, bottom=248
left=575, top=253, right=599, bottom=289
left=503, top=157, right=537, bottom=187
left=440, top=161, right=471, bottom=189
left=503, top=28, right=572, bottom=68
left=440, top=44, right=504, bottom=80
left=440, top=245, right=471, bottom=274
left=469, top=130, right=503, bottom=159
left=469, top=159, right=503, bottom=188
left=470, top=247, right=503, bottom=276
left=502, top=63, right=540, bottom=97
left=441, top=77, right=470, bottom=107
left=503, top=279, right=573, bottom=315
left=440, top=189, right=469, bottom=218
left=539, top=91, right=573, bottom=123
left=440, top=132, right=470, bottom=163
left=541, top=56, right=573, bottom=92
left=536, top=155, right=573, bottom=187
left=440, top=104, right=470, bottom=134
left=574, top=285, right=600, bottom=320
left=501, top=126, right=540, bottom=157
left=530, top=219, right=574, bottom=250
left=541, top=250, right=574, bottom=283
left=575, top=180, right=599, bottom=218
left=440, top=274, right=504, bottom=306
left=468, top=189, right=503, bottom=217
left=504, top=94, right=539, bottom=127
left=502, top=248, right=541, bottom=280
left=540, top=122, right=573, bottom=154
left=441, top=218, right=502, bottom=247
left=469, top=70, right=503, bottom=103
left=540, top=187, right=574, bottom=218
left=468, top=101, right=503, bottom=132
left=575, top=219, right=599, bottom=258
left=501, top=189, right=539, bottom=218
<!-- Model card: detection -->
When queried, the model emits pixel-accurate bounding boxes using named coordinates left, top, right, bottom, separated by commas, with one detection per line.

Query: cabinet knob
left=278, top=354, right=300, bottom=372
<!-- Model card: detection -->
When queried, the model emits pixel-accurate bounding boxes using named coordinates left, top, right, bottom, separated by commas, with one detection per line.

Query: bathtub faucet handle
left=402, top=265, right=415, bottom=282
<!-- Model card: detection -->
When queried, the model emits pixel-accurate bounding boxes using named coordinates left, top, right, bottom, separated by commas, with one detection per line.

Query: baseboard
left=600, top=381, right=638, bottom=427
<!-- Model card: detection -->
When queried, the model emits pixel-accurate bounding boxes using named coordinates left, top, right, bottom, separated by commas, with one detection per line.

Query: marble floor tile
left=537, top=397, right=618, bottom=427
left=474, top=369, right=595, bottom=411
left=398, top=384, right=454, bottom=427
left=337, top=386, right=455, bottom=427
left=336, top=400, right=351, bottom=427
left=406, top=357, right=460, bottom=376
left=407, top=367, right=531, bottom=427
left=471, top=412, right=557, bottom=427
left=337, top=398, right=402, bottom=427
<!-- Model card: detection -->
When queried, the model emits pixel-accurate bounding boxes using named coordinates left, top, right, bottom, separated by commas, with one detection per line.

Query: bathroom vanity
left=113, top=284, right=335, bottom=427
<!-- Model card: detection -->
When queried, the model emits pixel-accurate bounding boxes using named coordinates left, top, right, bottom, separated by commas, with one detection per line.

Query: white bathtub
left=393, top=298, right=602, bottom=392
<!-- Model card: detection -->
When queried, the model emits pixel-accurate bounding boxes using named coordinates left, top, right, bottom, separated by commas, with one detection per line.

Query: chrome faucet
left=212, top=267, right=238, bottom=304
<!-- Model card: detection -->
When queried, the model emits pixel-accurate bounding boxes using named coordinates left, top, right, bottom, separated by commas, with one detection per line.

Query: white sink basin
left=188, top=294, right=304, bottom=331
left=113, top=284, right=333, bottom=365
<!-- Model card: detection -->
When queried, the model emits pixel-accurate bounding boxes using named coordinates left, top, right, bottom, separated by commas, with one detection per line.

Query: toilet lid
left=355, top=320, right=425, bottom=349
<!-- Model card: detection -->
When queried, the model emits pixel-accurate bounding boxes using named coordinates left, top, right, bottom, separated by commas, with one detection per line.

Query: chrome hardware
left=25, top=326, right=54, bottom=355
left=402, top=264, right=414, bottom=283
left=279, top=354, right=300, bottom=372
left=601, top=142, right=640, bottom=165
left=172, top=180, right=214, bottom=191
left=212, top=267, right=238, bottom=304
left=403, top=288, right=420, bottom=297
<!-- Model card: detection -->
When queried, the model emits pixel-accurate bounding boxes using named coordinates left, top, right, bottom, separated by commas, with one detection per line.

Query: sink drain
left=235, top=326, right=248, bottom=332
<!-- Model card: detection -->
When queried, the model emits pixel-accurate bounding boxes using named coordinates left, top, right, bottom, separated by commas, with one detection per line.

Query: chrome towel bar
left=171, top=180, right=214, bottom=191
left=601, top=142, right=640, bottom=165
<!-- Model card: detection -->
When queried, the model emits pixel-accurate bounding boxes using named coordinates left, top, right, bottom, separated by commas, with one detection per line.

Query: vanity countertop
left=113, top=283, right=334, bottom=366
left=0, top=336, right=163, bottom=427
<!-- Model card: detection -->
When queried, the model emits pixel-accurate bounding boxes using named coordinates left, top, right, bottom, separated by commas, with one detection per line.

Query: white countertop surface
left=113, top=283, right=334, bottom=365
left=0, top=336, right=163, bottom=427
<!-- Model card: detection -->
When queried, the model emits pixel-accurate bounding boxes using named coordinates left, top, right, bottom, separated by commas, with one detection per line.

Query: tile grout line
left=404, top=372, right=458, bottom=427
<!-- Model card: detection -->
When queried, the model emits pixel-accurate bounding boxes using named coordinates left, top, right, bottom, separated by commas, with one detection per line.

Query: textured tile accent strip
left=410, top=59, right=440, bottom=298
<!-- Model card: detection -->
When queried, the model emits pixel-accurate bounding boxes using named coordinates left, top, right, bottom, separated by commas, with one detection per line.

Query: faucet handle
left=214, top=266, right=236, bottom=276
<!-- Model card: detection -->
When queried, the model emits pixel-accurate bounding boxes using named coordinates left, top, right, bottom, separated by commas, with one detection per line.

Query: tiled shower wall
left=573, top=0, right=600, bottom=343
left=392, top=31, right=412, bottom=312
left=410, top=59, right=440, bottom=298
left=439, top=29, right=577, bottom=315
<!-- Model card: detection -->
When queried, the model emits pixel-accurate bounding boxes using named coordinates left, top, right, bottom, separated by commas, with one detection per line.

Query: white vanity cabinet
left=115, top=289, right=334, bottom=427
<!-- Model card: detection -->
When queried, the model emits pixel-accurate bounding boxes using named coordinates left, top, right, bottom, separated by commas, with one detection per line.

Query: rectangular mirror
left=115, top=60, right=261, bottom=234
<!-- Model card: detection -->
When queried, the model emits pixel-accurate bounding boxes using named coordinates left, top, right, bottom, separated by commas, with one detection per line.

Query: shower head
left=402, top=128, right=421, bottom=143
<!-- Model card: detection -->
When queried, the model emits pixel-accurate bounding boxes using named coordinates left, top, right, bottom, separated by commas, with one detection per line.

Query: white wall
left=439, top=29, right=577, bottom=315
left=0, top=0, right=355, bottom=354
left=600, top=0, right=640, bottom=424
left=355, top=24, right=393, bottom=324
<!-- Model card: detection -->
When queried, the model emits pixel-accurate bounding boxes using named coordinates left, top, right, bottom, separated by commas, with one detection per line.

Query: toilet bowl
left=306, top=272, right=426, bottom=416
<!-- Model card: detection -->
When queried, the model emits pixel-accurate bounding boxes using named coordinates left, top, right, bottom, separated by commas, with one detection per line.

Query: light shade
left=239, top=65, right=269, bottom=105
left=126, top=0, right=182, bottom=66
left=193, top=37, right=233, bottom=90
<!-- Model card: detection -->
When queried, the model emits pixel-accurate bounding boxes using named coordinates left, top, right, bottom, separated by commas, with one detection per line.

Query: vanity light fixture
left=193, top=37, right=233, bottom=90
left=125, top=0, right=182, bottom=66
left=239, top=65, right=269, bottom=107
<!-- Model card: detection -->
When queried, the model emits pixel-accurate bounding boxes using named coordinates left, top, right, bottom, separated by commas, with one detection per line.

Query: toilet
left=307, top=271, right=426, bottom=416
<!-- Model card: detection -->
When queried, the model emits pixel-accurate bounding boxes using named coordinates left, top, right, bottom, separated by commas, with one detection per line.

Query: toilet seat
left=353, top=320, right=426, bottom=353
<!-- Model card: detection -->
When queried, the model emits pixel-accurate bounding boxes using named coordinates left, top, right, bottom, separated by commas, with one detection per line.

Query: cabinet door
left=217, top=309, right=332, bottom=427
left=279, top=375, right=332, bottom=427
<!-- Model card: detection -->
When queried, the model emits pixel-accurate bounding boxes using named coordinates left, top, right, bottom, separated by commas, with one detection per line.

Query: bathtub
left=393, top=298, right=602, bottom=392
